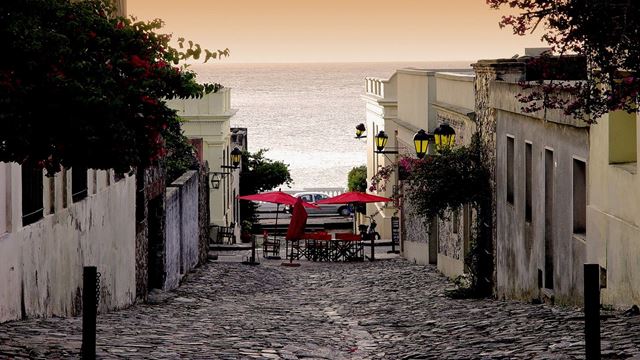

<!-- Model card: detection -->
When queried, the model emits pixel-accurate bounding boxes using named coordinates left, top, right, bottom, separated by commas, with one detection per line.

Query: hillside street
left=1, top=253, right=640, bottom=359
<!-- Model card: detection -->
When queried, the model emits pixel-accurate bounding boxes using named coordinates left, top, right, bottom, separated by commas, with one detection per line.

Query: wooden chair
left=217, top=222, right=236, bottom=244
left=262, top=230, right=280, bottom=258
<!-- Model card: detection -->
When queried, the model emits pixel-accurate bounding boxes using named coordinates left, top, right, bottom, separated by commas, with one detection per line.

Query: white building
left=167, top=89, right=242, bottom=238
left=362, top=68, right=475, bottom=279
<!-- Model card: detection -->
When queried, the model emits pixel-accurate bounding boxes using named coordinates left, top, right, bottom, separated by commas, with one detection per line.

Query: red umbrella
left=316, top=191, right=391, bottom=261
left=315, top=191, right=391, bottom=204
left=238, top=191, right=318, bottom=208
left=286, top=198, right=308, bottom=241
left=238, top=190, right=317, bottom=259
left=284, top=198, right=308, bottom=267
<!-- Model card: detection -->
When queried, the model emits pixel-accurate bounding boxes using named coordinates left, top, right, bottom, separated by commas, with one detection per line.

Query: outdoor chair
left=262, top=230, right=280, bottom=258
left=217, top=222, right=236, bottom=244
left=334, top=233, right=364, bottom=261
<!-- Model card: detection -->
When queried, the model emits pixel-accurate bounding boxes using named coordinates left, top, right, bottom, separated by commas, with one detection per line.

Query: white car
left=289, top=192, right=352, bottom=216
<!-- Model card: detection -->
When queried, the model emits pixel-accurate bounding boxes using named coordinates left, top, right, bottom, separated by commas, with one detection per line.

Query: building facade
left=362, top=68, right=475, bottom=279
left=587, top=110, right=640, bottom=308
left=490, top=78, right=590, bottom=305
left=167, top=89, right=242, bottom=238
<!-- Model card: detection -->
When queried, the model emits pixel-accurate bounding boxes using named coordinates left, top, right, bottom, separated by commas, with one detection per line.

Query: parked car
left=287, top=192, right=351, bottom=216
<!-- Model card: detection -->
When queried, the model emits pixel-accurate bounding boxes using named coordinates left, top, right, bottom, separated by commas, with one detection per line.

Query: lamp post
left=433, top=122, right=456, bottom=152
left=413, top=129, right=431, bottom=159
left=355, top=123, right=367, bottom=139
left=362, top=124, right=456, bottom=257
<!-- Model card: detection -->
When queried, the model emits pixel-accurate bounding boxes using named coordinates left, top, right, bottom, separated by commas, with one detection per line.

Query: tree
left=488, top=0, right=640, bottom=120
left=239, top=149, right=292, bottom=224
left=0, top=0, right=226, bottom=174
left=347, top=165, right=367, bottom=192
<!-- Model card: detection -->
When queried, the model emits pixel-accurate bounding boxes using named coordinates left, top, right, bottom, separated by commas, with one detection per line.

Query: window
left=506, top=136, right=515, bottom=205
left=48, top=176, right=55, bottom=214
left=0, top=163, right=7, bottom=233
left=573, top=159, right=587, bottom=235
left=544, top=148, right=554, bottom=289
left=22, top=163, right=43, bottom=226
left=608, top=110, right=637, bottom=164
left=525, top=142, right=532, bottom=222
left=71, top=166, right=88, bottom=202
left=452, top=208, right=459, bottom=234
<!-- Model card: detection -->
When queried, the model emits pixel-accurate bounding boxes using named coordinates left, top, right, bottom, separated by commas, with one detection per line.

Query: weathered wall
left=163, top=170, right=200, bottom=290
left=401, top=196, right=432, bottom=265
left=0, top=168, right=136, bottom=323
left=494, top=88, right=589, bottom=305
left=198, top=164, right=210, bottom=264
left=134, top=165, right=165, bottom=301
left=472, top=60, right=526, bottom=293
left=587, top=111, right=640, bottom=308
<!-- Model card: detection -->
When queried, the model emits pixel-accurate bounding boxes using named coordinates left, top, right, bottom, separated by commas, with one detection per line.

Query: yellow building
left=587, top=110, right=640, bottom=308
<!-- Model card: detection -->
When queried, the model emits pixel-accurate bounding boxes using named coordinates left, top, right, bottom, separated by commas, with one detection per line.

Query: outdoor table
left=333, top=233, right=364, bottom=261
left=304, top=232, right=332, bottom=261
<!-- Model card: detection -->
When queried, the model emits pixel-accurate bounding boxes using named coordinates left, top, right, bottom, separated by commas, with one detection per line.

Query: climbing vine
left=488, top=0, right=640, bottom=120
left=0, top=0, right=227, bottom=174
left=403, top=134, right=493, bottom=297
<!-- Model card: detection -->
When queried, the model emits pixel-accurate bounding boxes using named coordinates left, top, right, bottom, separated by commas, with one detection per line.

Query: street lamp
left=222, top=147, right=243, bottom=169
left=355, top=123, right=367, bottom=139
left=209, top=172, right=230, bottom=189
left=413, top=129, right=431, bottom=159
left=374, top=130, right=399, bottom=154
left=433, top=122, right=456, bottom=152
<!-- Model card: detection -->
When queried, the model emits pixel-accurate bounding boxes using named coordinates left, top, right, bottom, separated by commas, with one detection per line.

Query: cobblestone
left=1, top=256, right=639, bottom=359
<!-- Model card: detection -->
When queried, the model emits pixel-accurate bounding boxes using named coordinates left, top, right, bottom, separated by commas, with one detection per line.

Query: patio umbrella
left=283, top=197, right=308, bottom=267
left=237, top=190, right=317, bottom=259
left=316, top=191, right=391, bottom=261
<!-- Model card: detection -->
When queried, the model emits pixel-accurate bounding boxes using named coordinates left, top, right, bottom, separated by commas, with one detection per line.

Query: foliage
left=488, top=0, right=640, bottom=120
left=239, top=149, right=293, bottom=224
left=369, top=165, right=394, bottom=193
left=0, top=0, right=226, bottom=174
left=404, top=134, right=493, bottom=296
left=162, top=117, right=198, bottom=185
left=347, top=165, right=367, bottom=192
left=404, top=137, right=490, bottom=220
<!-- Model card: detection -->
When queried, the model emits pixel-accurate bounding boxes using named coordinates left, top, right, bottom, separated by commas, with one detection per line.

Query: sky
left=127, top=0, right=545, bottom=63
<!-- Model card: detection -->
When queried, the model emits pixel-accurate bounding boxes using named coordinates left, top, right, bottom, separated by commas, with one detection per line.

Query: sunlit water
left=192, top=61, right=470, bottom=190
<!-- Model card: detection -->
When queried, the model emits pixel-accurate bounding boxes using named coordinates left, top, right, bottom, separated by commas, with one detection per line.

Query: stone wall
left=401, top=195, right=431, bottom=265
left=198, top=164, right=210, bottom=264
left=134, top=165, right=165, bottom=301
left=472, top=60, right=526, bottom=292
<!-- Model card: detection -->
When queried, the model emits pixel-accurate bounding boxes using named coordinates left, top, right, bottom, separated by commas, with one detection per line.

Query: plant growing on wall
left=488, top=0, right=640, bottom=120
left=403, top=134, right=493, bottom=297
left=0, top=0, right=227, bottom=174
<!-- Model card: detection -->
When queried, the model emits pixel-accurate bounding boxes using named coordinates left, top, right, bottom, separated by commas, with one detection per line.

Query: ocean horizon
left=192, top=61, right=472, bottom=190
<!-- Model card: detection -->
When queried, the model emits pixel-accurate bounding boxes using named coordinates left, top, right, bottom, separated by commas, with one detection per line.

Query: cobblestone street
left=1, top=254, right=640, bottom=359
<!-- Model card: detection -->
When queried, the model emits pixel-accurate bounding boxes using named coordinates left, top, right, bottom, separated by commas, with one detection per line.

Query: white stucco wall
left=0, top=163, right=136, bottom=323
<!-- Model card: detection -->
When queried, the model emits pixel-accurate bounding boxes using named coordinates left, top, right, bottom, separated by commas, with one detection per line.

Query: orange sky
left=127, top=0, right=545, bottom=63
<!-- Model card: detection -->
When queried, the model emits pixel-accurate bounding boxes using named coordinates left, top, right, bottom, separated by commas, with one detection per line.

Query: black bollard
left=82, top=266, right=97, bottom=360
left=584, top=263, right=601, bottom=360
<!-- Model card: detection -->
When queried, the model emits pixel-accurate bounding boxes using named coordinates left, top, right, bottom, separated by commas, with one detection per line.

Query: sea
left=191, top=61, right=471, bottom=190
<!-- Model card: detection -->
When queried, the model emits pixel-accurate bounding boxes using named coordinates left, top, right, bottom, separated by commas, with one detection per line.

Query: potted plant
left=240, top=221, right=253, bottom=243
